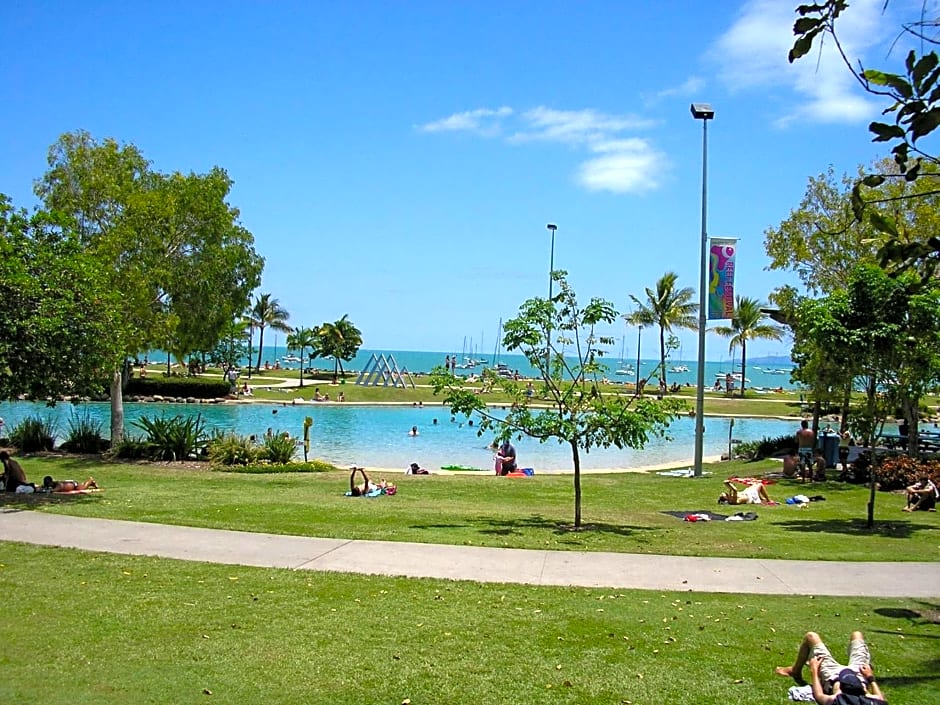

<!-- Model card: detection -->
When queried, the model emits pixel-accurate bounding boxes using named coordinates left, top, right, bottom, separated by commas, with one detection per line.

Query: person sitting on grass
left=42, top=476, right=98, bottom=492
left=903, top=475, right=938, bottom=512
left=407, top=462, right=429, bottom=475
left=348, top=467, right=395, bottom=496
left=813, top=448, right=828, bottom=482
left=718, top=479, right=772, bottom=505
left=782, top=451, right=799, bottom=478
left=0, top=451, right=29, bottom=492
left=495, top=439, right=517, bottom=475
left=775, top=630, right=886, bottom=704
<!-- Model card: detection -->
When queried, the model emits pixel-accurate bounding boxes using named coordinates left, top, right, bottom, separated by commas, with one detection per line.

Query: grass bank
left=5, top=456, right=938, bottom=562
left=0, top=543, right=935, bottom=705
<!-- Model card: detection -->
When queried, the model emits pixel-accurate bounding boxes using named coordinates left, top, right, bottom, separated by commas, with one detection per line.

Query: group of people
left=1, top=451, right=97, bottom=494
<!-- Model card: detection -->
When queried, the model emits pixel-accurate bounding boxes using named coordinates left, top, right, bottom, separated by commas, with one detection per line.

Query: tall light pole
left=690, top=103, right=714, bottom=478
left=546, top=223, right=558, bottom=374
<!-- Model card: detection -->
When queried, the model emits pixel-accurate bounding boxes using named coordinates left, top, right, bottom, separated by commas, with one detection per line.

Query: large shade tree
left=711, top=296, right=784, bottom=397
left=790, top=2, right=940, bottom=279
left=35, top=131, right=263, bottom=442
left=0, top=196, right=125, bottom=400
left=626, top=271, right=698, bottom=389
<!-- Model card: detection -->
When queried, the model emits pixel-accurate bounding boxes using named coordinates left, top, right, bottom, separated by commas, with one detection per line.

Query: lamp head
left=690, top=103, right=714, bottom=120
left=546, top=223, right=557, bottom=232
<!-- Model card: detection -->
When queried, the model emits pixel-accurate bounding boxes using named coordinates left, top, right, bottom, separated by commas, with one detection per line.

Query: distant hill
left=748, top=354, right=793, bottom=366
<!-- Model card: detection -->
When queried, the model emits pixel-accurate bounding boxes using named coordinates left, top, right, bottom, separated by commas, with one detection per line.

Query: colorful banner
left=708, top=238, right=737, bottom=320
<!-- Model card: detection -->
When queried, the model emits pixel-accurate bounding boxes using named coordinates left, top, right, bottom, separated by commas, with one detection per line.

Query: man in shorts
left=797, top=420, right=817, bottom=482
left=775, top=630, right=886, bottom=703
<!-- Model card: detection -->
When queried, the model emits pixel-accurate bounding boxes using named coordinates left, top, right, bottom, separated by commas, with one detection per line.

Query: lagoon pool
left=0, top=400, right=797, bottom=472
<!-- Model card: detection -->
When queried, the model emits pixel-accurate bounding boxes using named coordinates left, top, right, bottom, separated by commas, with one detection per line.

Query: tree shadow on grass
left=773, top=517, right=940, bottom=539
left=0, top=492, right=99, bottom=512
left=873, top=601, right=940, bottom=627
left=475, top=514, right=658, bottom=541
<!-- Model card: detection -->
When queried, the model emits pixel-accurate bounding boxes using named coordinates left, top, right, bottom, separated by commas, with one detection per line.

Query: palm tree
left=627, top=272, right=698, bottom=389
left=316, top=314, right=363, bottom=383
left=712, top=296, right=784, bottom=397
left=248, top=293, right=291, bottom=372
left=286, top=327, right=319, bottom=388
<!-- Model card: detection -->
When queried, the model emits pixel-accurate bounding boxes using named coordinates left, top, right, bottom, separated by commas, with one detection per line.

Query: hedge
left=125, top=376, right=231, bottom=399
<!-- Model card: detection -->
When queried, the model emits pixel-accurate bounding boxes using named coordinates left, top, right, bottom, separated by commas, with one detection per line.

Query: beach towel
left=727, top=476, right=776, bottom=485
left=657, top=469, right=712, bottom=477
left=788, top=685, right=815, bottom=702
left=661, top=510, right=729, bottom=521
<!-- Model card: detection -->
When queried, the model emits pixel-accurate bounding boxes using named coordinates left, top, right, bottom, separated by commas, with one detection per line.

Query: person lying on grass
left=775, top=630, right=886, bottom=704
left=42, top=476, right=98, bottom=492
left=348, top=467, right=395, bottom=496
left=718, top=479, right=772, bottom=505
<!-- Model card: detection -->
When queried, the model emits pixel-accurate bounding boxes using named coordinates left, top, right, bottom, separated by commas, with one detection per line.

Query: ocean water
left=158, top=346, right=798, bottom=392
left=0, top=399, right=798, bottom=472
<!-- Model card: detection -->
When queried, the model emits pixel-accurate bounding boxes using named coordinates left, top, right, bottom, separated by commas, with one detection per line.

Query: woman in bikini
left=42, top=476, right=98, bottom=492
left=718, top=479, right=771, bottom=505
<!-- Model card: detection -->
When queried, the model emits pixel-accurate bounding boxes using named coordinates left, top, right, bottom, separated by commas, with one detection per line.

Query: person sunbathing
left=719, top=480, right=771, bottom=505
left=42, top=476, right=98, bottom=492
left=349, top=467, right=395, bottom=496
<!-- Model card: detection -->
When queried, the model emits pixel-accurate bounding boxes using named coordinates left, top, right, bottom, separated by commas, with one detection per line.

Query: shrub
left=217, top=460, right=336, bottom=474
left=125, top=376, right=231, bottom=399
left=60, top=409, right=107, bottom=454
left=875, top=456, right=940, bottom=492
left=735, top=433, right=794, bottom=461
left=260, top=432, right=297, bottom=465
left=112, top=435, right=152, bottom=460
left=131, top=413, right=209, bottom=461
left=207, top=432, right=261, bottom=466
left=9, top=415, right=57, bottom=452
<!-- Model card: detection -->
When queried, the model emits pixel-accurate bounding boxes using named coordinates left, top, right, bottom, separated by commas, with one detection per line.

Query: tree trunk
left=659, top=326, right=667, bottom=390
left=256, top=327, right=265, bottom=372
left=110, top=369, right=125, bottom=446
left=739, top=341, right=747, bottom=398
left=571, top=440, right=582, bottom=528
left=867, top=441, right=877, bottom=530
left=840, top=383, right=852, bottom=430
left=298, top=355, right=305, bottom=388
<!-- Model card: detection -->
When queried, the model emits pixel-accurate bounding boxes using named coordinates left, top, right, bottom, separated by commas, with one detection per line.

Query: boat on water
left=669, top=364, right=690, bottom=373
left=282, top=355, right=302, bottom=364
left=614, top=366, right=635, bottom=376
left=614, top=335, right=635, bottom=376
left=716, top=371, right=750, bottom=383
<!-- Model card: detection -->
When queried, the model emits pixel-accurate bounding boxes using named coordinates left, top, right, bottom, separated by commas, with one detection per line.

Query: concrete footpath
left=1, top=509, right=937, bottom=598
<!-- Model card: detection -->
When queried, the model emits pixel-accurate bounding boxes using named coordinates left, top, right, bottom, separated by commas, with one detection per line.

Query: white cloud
left=711, top=0, right=885, bottom=125
left=417, top=106, right=513, bottom=135
left=419, top=105, right=664, bottom=194
left=577, top=139, right=665, bottom=193
left=510, top=106, right=657, bottom=144
left=645, top=76, right=706, bottom=105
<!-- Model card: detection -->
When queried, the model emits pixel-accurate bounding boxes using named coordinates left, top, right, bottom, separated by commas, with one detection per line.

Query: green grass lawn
left=6, top=456, right=939, bottom=562
left=0, top=542, right=935, bottom=705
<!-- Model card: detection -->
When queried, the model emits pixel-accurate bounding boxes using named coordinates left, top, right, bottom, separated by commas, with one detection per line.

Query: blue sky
left=0, top=1, right=911, bottom=360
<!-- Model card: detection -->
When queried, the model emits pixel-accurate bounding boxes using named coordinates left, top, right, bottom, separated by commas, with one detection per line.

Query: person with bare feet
left=42, top=476, right=98, bottom=492
left=903, top=475, right=937, bottom=512
left=348, top=467, right=395, bottom=496
left=797, top=420, right=817, bottom=482
left=0, top=451, right=29, bottom=492
left=718, top=480, right=772, bottom=505
left=775, top=631, right=886, bottom=704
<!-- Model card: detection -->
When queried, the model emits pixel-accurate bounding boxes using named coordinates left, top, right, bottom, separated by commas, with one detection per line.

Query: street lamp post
left=690, top=102, right=714, bottom=478
left=546, top=223, right=558, bottom=374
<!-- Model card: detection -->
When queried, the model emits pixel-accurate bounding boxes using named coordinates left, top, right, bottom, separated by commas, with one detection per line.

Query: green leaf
left=868, top=211, right=899, bottom=237
left=789, top=33, right=817, bottom=63
left=912, top=52, right=939, bottom=91
left=909, top=107, right=940, bottom=141
left=868, top=122, right=905, bottom=142
left=793, top=17, right=822, bottom=34
left=863, top=70, right=914, bottom=99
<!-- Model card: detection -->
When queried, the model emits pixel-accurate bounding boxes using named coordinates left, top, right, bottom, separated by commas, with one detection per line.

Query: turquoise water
left=0, top=400, right=797, bottom=472
left=153, top=345, right=798, bottom=391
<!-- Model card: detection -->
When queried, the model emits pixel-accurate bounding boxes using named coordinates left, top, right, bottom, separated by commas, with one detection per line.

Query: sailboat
left=614, top=336, right=635, bottom=376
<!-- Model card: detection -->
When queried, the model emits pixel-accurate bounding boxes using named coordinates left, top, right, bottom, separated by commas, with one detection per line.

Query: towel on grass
left=661, top=510, right=729, bottom=521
